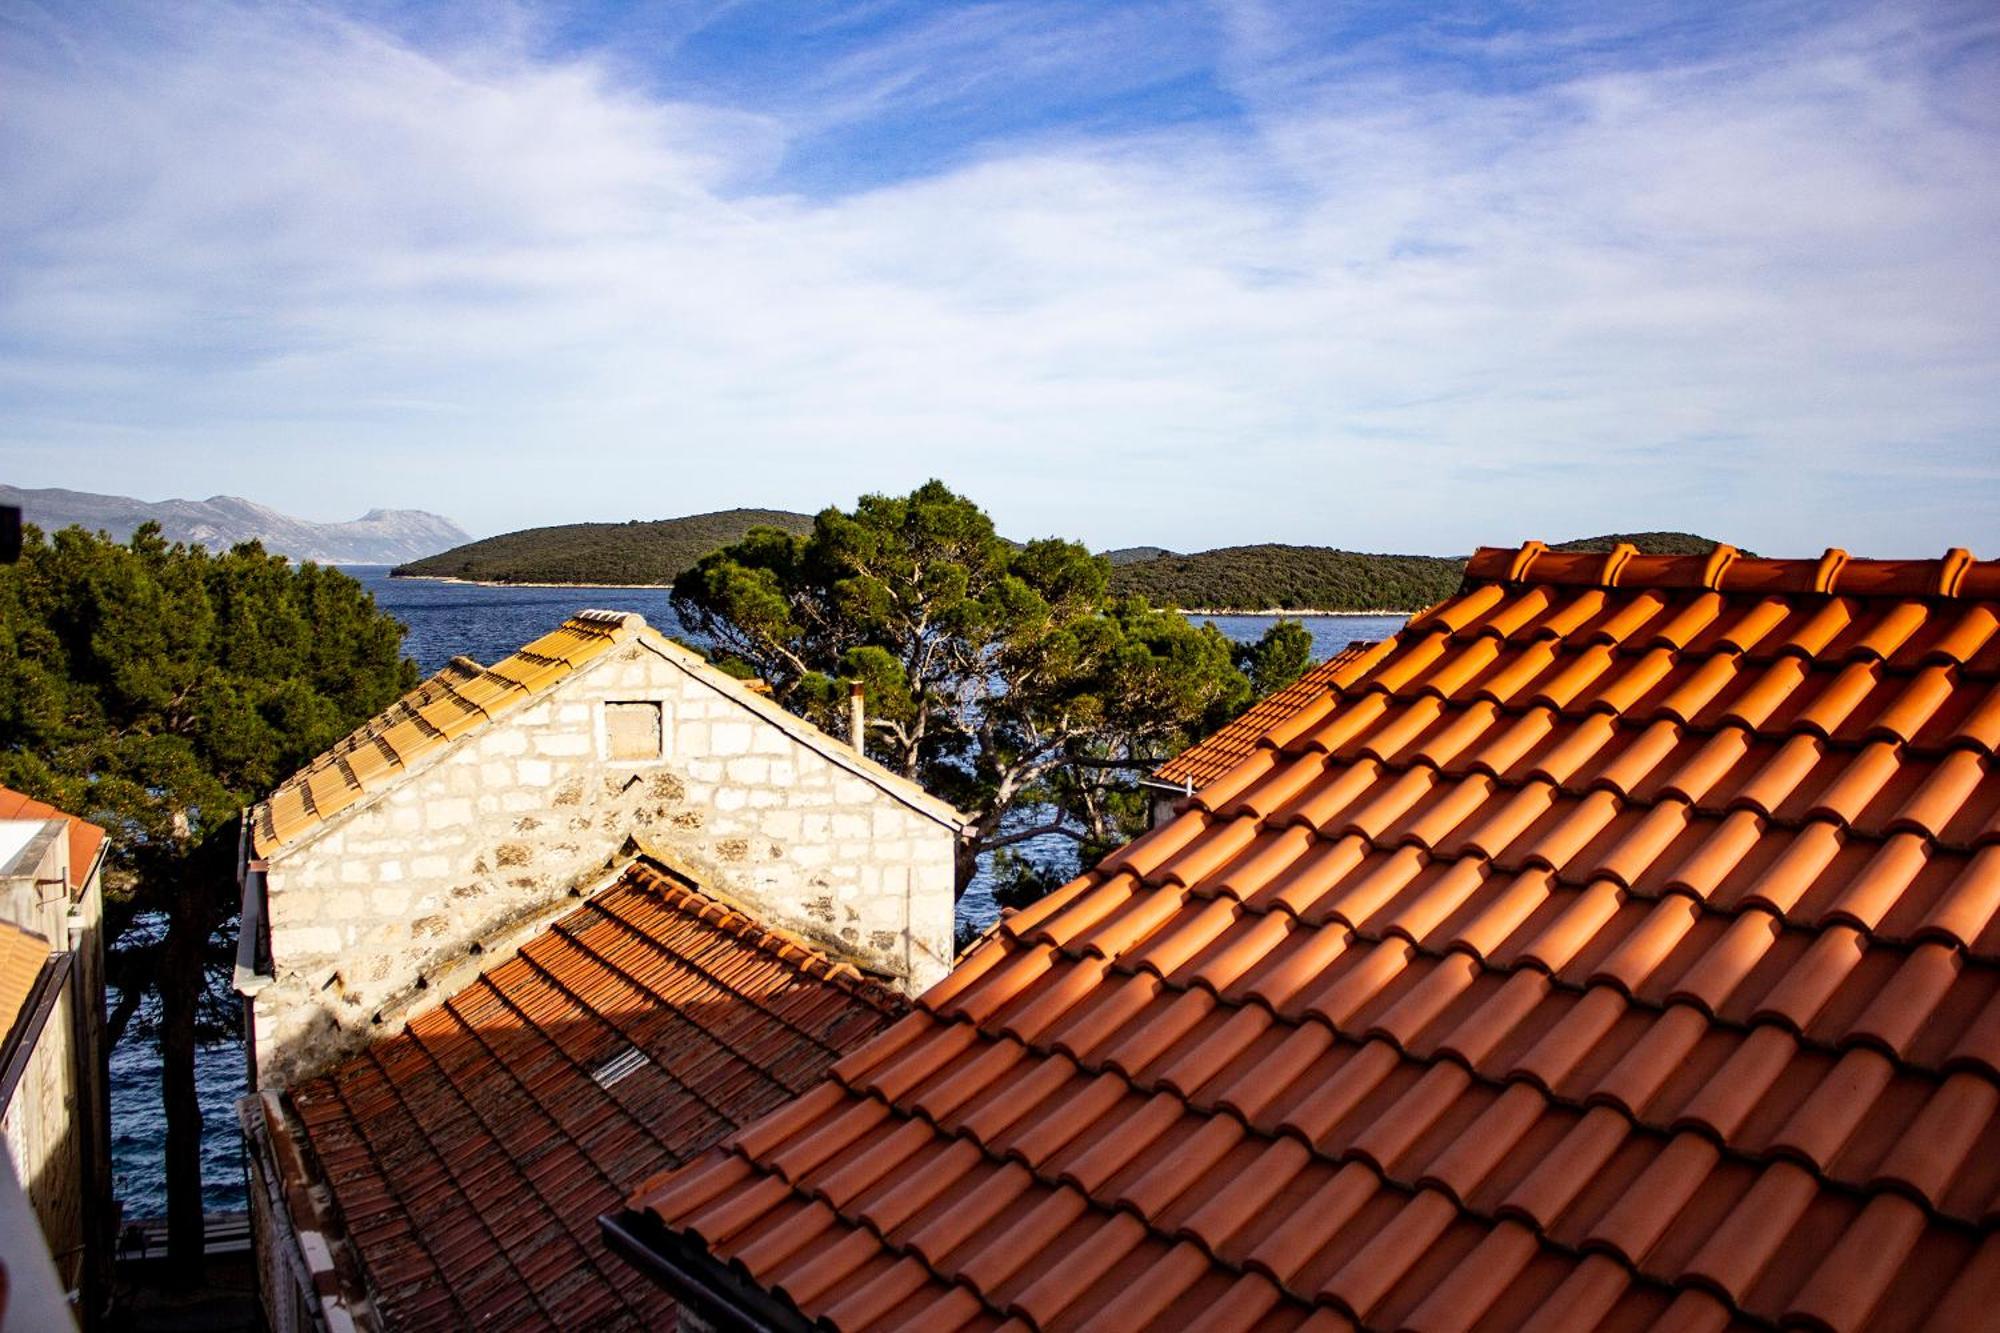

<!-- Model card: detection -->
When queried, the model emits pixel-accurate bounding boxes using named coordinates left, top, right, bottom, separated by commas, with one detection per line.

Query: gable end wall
left=252, top=640, right=955, bottom=1088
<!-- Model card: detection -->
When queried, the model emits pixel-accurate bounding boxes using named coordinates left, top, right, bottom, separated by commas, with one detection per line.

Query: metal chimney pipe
left=848, top=681, right=865, bottom=754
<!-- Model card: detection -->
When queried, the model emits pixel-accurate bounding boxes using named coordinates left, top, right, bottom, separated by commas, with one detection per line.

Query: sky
left=1, top=0, right=1996, bottom=556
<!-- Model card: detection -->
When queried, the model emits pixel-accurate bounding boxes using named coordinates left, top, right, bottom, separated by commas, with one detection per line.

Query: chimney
left=848, top=681, right=866, bottom=755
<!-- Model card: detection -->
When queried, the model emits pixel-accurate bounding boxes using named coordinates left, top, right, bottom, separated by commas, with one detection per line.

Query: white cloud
left=0, top=0, right=1994, bottom=556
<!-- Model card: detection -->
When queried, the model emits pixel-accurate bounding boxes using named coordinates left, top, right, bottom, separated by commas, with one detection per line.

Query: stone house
left=0, top=785, right=111, bottom=1324
left=233, top=610, right=964, bottom=1331
left=234, top=609, right=965, bottom=1090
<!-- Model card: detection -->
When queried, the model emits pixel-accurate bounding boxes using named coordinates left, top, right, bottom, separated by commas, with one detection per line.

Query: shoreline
left=1178, top=607, right=1411, bottom=618
left=390, top=573, right=681, bottom=590
left=391, top=574, right=1415, bottom=615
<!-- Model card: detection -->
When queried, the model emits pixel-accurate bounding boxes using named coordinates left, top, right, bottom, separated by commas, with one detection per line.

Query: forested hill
left=393, top=509, right=813, bottom=584
left=397, top=512, right=1730, bottom=604
left=1109, top=545, right=1464, bottom=611
left=1109, top=531, right=1731, bottom=612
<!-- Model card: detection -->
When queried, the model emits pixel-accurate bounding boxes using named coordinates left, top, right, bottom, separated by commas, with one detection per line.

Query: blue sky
left=1, top=0, right=1996, bottom=555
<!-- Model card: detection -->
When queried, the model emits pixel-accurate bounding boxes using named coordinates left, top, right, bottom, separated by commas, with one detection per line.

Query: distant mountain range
left=1, top=485, right=470, bottom=564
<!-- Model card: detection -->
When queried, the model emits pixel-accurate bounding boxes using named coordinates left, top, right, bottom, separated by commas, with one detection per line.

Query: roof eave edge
left=599, top=1208, right=813, bottom=1333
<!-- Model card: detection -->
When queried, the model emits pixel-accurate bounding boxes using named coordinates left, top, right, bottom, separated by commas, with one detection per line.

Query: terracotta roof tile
left=0, top=784, right=106, bottom=892
left=0, top=920, right=52, bottom=1046
left=1155, top=644, right=1379, bottom=790
left=621, top=544, right=2000, bottom=1331
left=250, top=613, right=638, bottom=857
left=286, top=859, right=905, bottom=1331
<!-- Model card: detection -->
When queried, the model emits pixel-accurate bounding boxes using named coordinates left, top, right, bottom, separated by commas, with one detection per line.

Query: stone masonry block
left=278, top=926, right=341, bottom=958
left=724, top=757, right=769, bottom=785
left=430, top=792, right=472, bottom=824
left=478, top=729, right=529, bottom=758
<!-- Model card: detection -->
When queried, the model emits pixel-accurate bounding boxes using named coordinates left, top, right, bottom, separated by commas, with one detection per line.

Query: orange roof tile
left=1155, top=643, right=1377, bottom=790
left=0, top=921, right=52, bottom=1047
left=250, top=613, right=640, bottom=858
left=0, top=784, right=106, bottom=893
left=285, top=858, right=906, bottom=1331
left=616, top=542, right=2000, bottom=1331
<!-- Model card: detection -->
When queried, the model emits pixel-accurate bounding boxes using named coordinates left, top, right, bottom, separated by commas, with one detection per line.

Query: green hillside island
left=1107, top=532, right=1734, bottom=613
left=392, top=509, right=814, bottom=585
left=397, top=514, right=1730, bottom=610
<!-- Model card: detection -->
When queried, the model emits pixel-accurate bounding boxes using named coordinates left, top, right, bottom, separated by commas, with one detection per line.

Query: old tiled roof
left=0, top=784, right=106, bottom=893
left=252, top=610, right=963, bottom=859
left=1155, top=644, right=1376, bottom=790
left=618, top=542, right=2000, bottom=1331
left=0, top=921, right=51, bottom=1047
left=284, top=858, right=906, bottom=1331
left=252, top=611, right=640, bottom=856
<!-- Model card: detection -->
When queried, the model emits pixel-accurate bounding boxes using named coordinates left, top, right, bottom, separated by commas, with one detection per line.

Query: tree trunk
left=955, top=834, right=982, bottom=897
left=159, top=889, right=210, bottom=1286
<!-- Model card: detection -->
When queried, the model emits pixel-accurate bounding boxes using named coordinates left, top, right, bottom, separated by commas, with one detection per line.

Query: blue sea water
left=108, top=569, right=1405, bottom=1220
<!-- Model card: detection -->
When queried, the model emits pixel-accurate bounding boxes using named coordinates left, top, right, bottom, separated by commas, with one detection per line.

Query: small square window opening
left=605, top=701, right=664, bottom=761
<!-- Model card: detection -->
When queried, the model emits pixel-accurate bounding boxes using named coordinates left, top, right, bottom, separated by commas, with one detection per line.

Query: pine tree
left=0, top=522, right=414, bottom=1280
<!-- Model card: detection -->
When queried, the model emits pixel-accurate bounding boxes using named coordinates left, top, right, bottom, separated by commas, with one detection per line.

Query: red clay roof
left=0, top=920, right=52, bottom=1049
left=620, top=542, right=2000, bottom=1331
left=1155, top=643, right=1377, bottom=790
left=285, top=858, right=906, bottom=1331
left=0, top=784, right=105, bottom=893
left=253, top=612, right=640, bottom=856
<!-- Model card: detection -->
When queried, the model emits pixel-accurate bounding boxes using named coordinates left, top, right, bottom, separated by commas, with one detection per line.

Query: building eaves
left=0, top=785, right=106, bottom=894
left=0, top=924, right=66, bottom=1112
left=613, top=542, right=2000, bottom=1332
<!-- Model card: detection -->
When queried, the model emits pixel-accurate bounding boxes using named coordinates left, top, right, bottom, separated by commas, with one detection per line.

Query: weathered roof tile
left=285, top=859, right=905, bottom=1331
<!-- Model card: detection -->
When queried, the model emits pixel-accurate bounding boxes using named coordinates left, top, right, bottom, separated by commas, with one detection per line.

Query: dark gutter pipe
left=599, top=1210, right=814, bottom=1333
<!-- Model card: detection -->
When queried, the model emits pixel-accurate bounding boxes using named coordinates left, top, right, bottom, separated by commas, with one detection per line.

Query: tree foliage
left=673, top=482, right=1292, bottom=889
left=0, top=522, right=414, bottom=1276
left=1234, top=617, right=1314, bottom=697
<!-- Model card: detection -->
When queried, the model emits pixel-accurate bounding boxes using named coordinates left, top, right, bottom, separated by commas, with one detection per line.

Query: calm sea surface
left=109, top=569, right=1405, bottom=1218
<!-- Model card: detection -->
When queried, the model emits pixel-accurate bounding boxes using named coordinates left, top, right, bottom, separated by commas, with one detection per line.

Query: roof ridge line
left=628, top=627, right=972, bottom=831
left=592, top=872, right=900, bottom=1048
left=620, top=852, right=906, bottom=1011
left=1467, top=542, right=2000, bottom=601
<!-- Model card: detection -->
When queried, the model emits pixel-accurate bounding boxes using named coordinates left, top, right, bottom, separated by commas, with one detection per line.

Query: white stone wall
left=253, top=638, right=958, bottom=1088
left=0, top=828, right=90, bottom=1297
